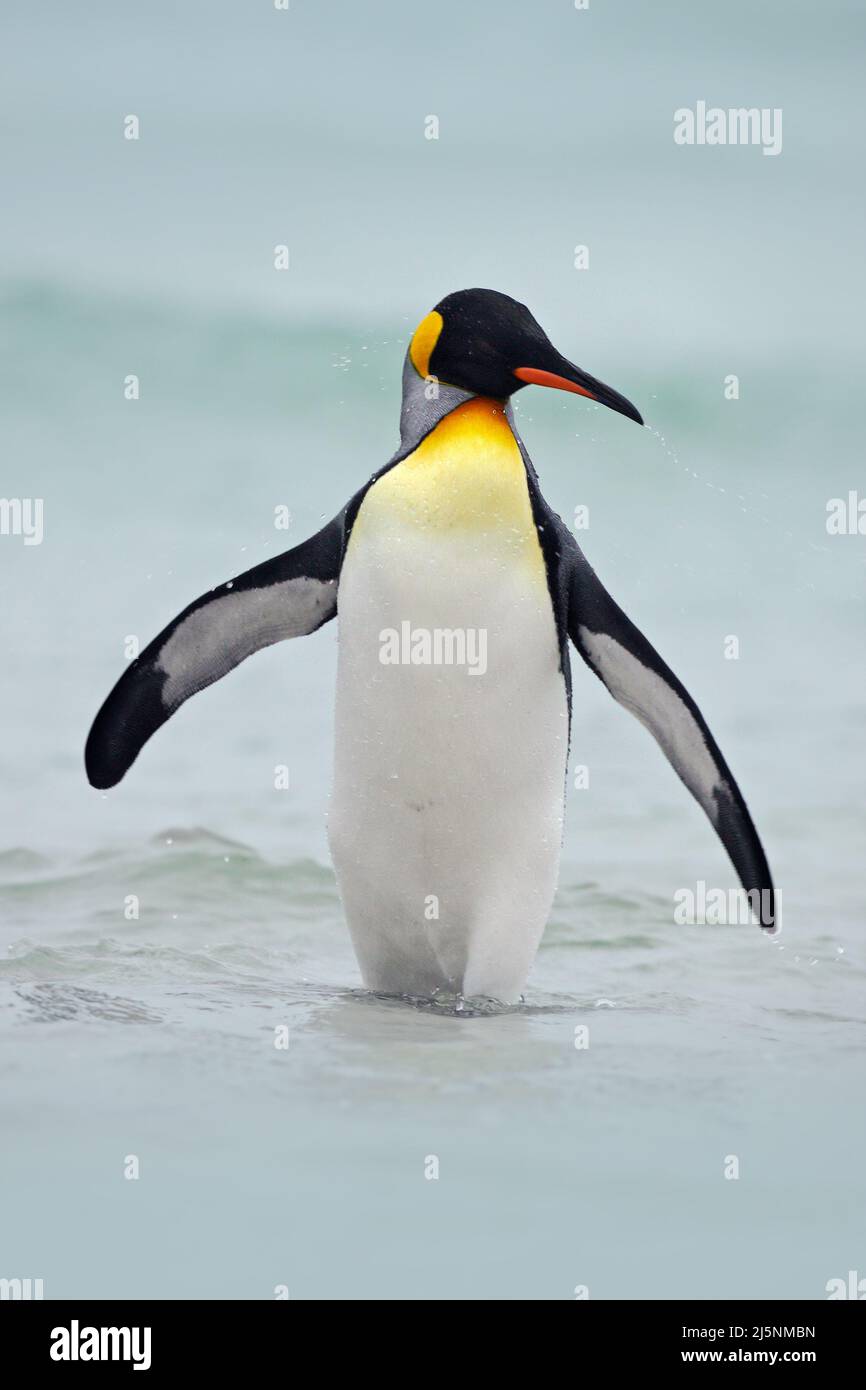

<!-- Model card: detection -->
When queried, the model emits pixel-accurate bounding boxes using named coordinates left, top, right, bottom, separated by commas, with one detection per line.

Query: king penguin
left=85, top=288, right=775, bottom=1004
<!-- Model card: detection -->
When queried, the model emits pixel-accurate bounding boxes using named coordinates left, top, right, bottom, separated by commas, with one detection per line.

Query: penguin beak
left=514, top=358, right=644, bottom=426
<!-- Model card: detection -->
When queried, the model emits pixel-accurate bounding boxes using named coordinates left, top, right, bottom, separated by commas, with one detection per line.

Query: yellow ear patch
left=409, top=310, right=443, bottom=379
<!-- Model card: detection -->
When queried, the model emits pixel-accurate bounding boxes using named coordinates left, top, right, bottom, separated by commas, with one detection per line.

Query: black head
left=408, top=287, right=643, bottom=425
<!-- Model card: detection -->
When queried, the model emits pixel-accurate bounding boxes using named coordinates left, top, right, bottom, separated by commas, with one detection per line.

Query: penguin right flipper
left=85, top=512, right=346, bottom=790
left=552, top=518, right=776, bottom=930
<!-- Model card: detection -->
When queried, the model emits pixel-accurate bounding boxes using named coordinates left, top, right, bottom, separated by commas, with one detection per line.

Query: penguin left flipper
left=84, top=512, right=346, bottom=789
left=537, top=506, right=776, bottom=930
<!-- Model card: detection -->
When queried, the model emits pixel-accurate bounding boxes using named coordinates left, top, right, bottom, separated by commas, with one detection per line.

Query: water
left=1, top=0, right=865, bottom=1300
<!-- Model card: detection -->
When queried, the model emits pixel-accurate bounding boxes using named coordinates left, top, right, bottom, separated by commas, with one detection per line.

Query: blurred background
left=0, top=0, right=863, bottom=1300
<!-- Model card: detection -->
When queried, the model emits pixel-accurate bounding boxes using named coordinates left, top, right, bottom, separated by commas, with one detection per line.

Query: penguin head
left=408, top=288, right=643, bottom=425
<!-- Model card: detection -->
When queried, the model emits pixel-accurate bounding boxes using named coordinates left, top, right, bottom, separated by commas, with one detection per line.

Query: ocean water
left=2, top=0, right=865, bottom=1300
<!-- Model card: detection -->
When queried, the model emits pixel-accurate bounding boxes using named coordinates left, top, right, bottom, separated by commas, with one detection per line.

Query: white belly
left=328, top=466, right=569, bottom=1003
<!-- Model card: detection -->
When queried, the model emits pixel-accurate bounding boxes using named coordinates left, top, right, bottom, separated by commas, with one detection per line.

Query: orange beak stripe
left=513, top=366, right=597, bottom=400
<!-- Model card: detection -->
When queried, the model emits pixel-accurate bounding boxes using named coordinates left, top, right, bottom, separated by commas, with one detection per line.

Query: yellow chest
left=353, top=398, right=546, bottom=581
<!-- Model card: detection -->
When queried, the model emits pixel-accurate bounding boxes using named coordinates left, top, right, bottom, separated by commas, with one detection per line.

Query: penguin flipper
left=558, top=525, right=776, bottom=930
left=85, top=515, right=344, bottom=789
